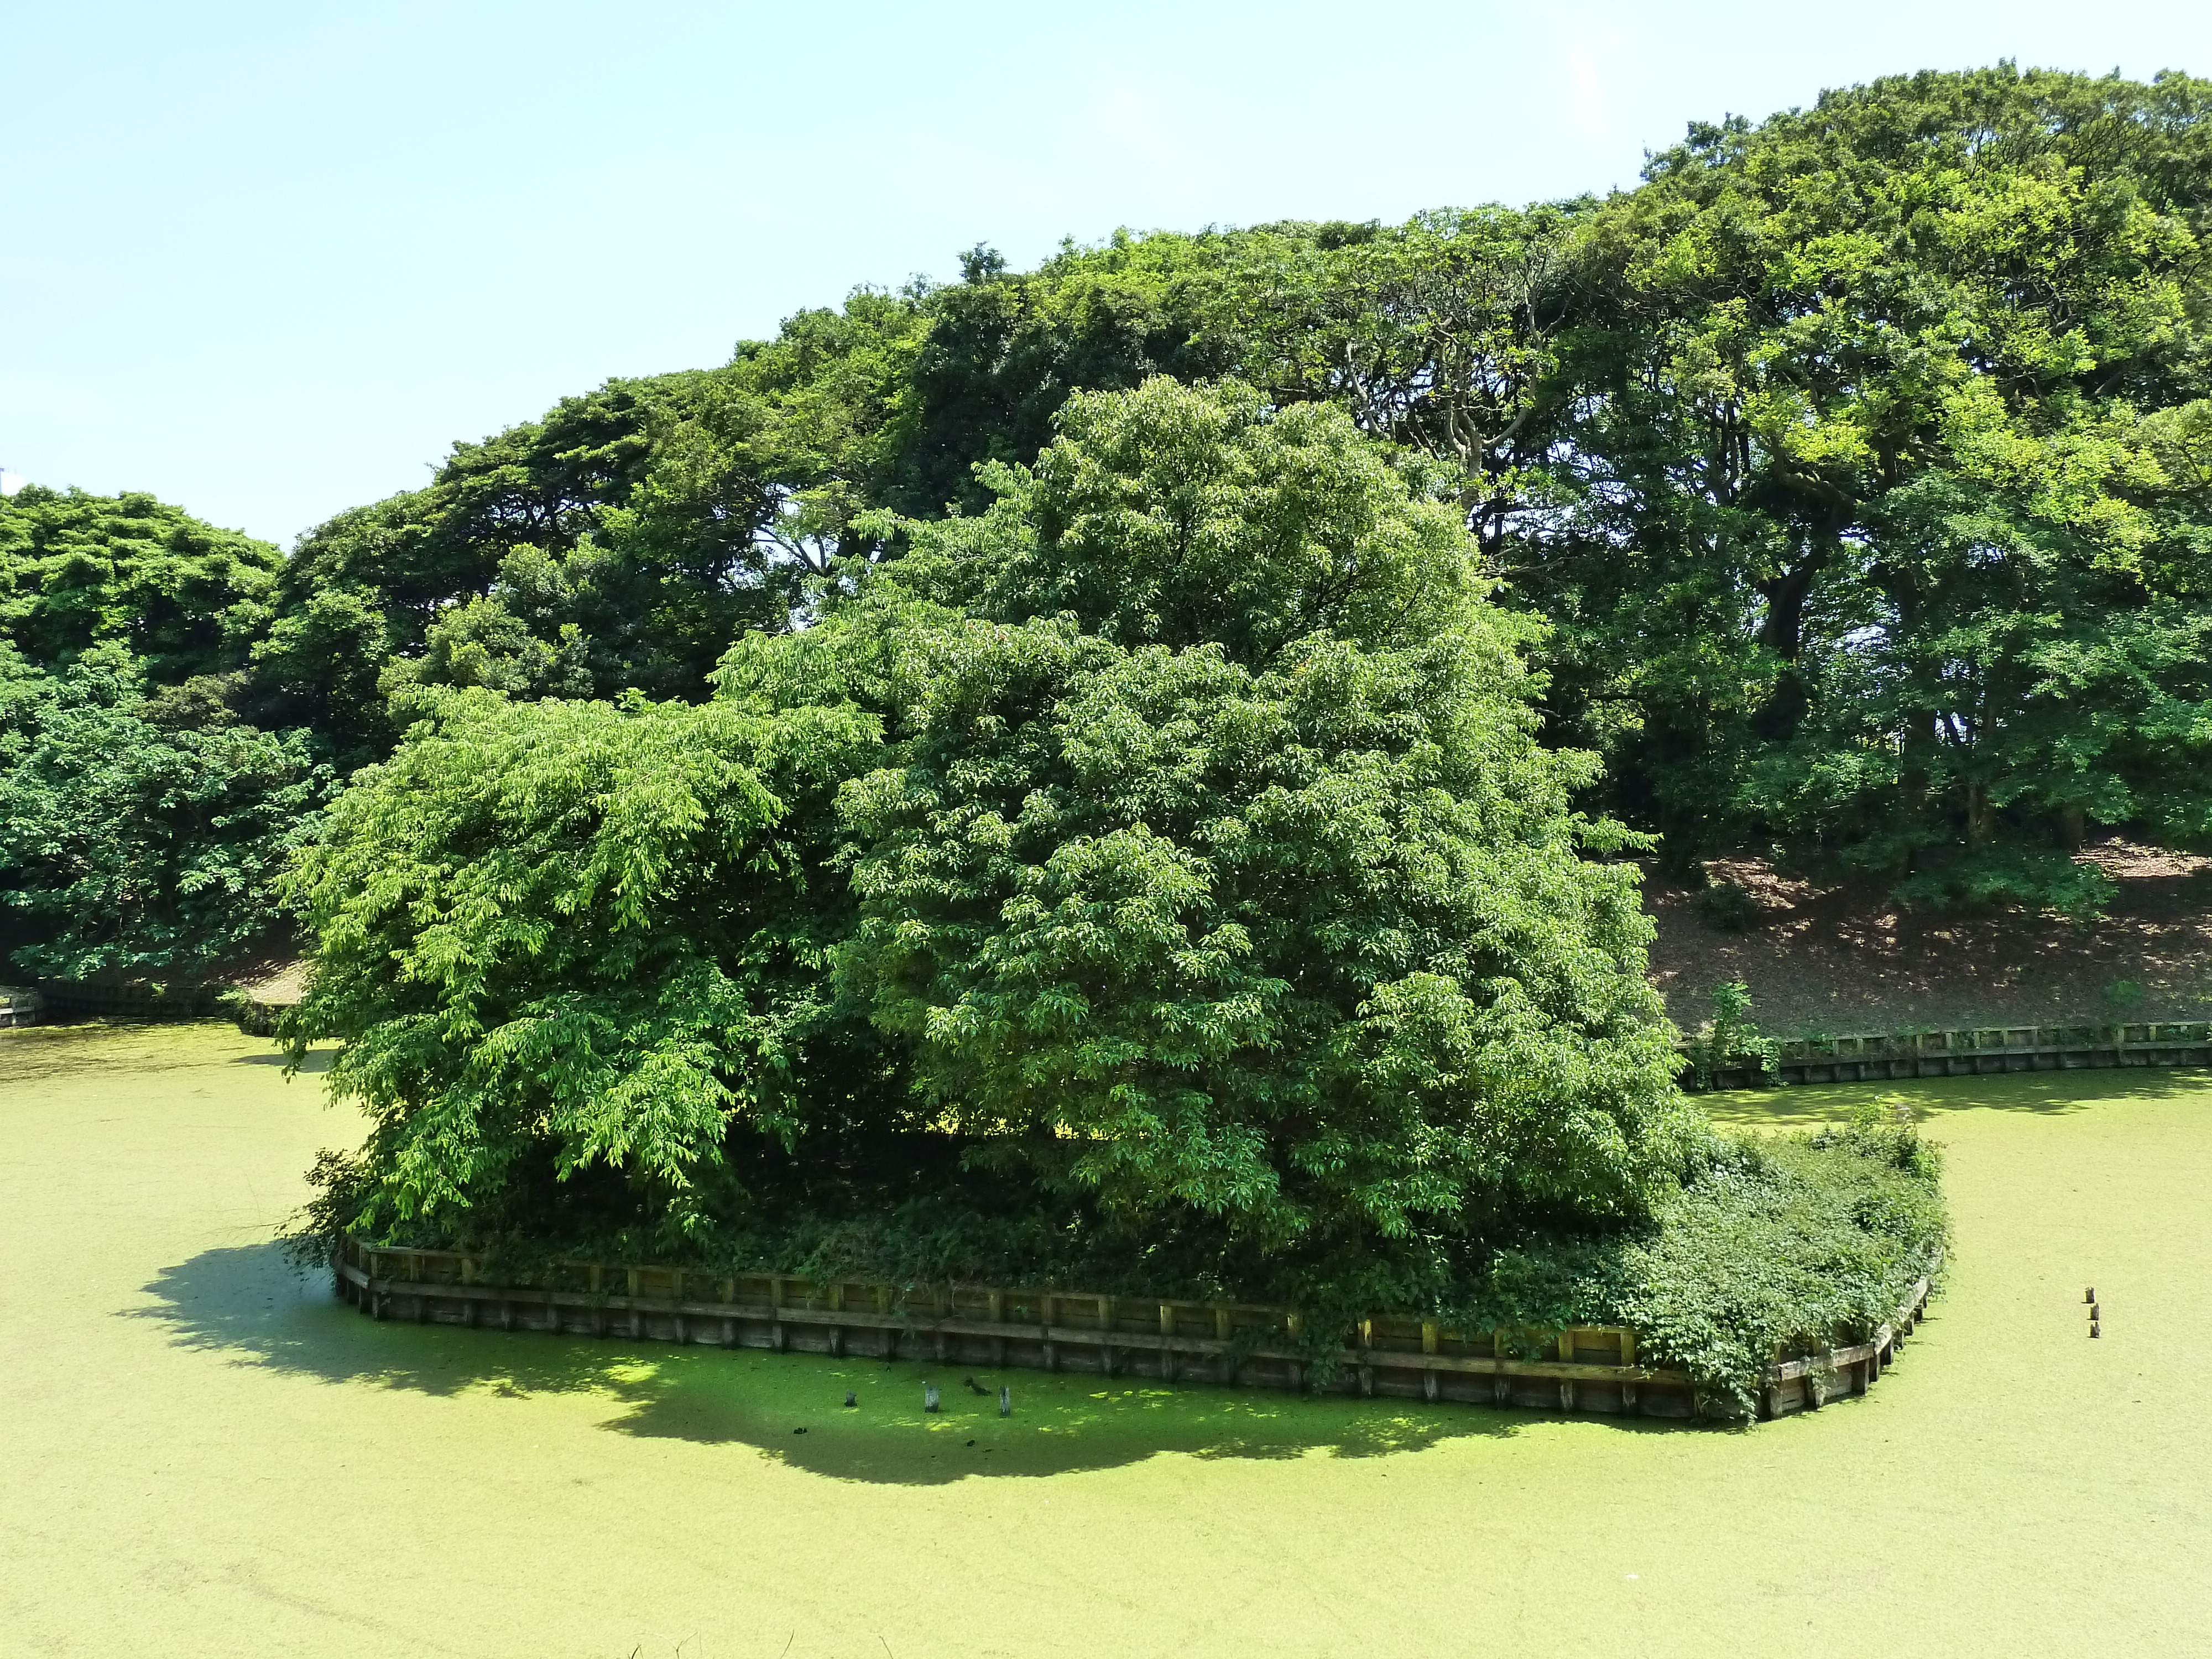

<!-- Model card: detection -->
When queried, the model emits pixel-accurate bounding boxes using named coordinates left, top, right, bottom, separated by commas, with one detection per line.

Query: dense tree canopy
left=10, top=66, right=2190, bottom=1366
left=0, top=484, right=281, bottom=684
left=829, top=381, right=1692, bottom=1270
left=0, top=489, right=325, bottom=982
left=286, top=686, right=885, bottom=1250
left=0, top=642, right=327, bottom=980
left=1525, top=67, right=2212, bottom=906
left=289, top=379, right=1701, bottom=1310
left=222, top=65, right=2212, bottom=917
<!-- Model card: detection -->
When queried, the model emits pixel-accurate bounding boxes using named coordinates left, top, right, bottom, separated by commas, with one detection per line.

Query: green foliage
left=1519, top=67, right=2212, bottom=905
left=1613, top=1111, right=1945, bottom=1414
left=1455, top=1104, right=1944, bottom=1414
left=886, top=234, right=1239, bottom=518
left=254, top=373, right=821, bottom=758
left=0, top=491, right=321, bottom=983
left=882, top=376, right=1480, bottom=661
left=82, top=65, right=2186, bottom=921
left=1694, top=878, right=1761, bottom=931
left=0, top=486, right=281, bottom=684
left=1682, top=980, right=1782, bottom=1089
left=0, top=643, right=330, bottom=980
left=942, top=77, right=2212, bottom=908
left=294, top=378, right=1709, bottom=1317
left=282, top=686, right=887, bottom=1251
left=251, top=77, right=2212, bottom=1360
left=789, top=379, right=1700, bottom=1297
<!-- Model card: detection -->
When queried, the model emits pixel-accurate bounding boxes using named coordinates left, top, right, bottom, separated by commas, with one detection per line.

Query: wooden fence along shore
left=8, top=980, right=221, bottom=1022
left=335, top=1238, right=1934, bottom=1423
left=14, top=992, right=2205, bottom=1102
left=1693, top=1020, right=2212, bottom=1091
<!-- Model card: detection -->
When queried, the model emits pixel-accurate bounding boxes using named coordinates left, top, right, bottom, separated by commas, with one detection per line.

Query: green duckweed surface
left=4, top=1021, right=2210, bottom=1657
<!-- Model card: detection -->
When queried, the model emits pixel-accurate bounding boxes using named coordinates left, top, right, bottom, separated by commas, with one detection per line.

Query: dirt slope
left=1644, top=842, right=2212, bottom=1037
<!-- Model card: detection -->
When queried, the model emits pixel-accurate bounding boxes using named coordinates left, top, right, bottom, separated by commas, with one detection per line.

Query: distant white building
left=0, top=467, right=24, bottom=497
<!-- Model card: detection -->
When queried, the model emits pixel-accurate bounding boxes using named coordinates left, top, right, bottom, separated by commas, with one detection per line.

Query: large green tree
left=289, top=379, right=1699, bottom=1306
left=1521, top=66, right=2212, bottom=902
left=283, top=686, right=887, bottom=1249
left=0, top=485, right=281, bottom=683
left=811, top=379, right=1697, bottom=1299
left=0, top=643, right=329, bottom=981
left=238, top=66, right=2212, bottom=910
left=0, top=490, right=326, bottom=982
left=252, top=372, right=808, bottom=757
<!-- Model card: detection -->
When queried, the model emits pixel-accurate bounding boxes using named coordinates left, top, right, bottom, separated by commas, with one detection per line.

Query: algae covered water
left=5, top=1021, right=2210, bottom=1657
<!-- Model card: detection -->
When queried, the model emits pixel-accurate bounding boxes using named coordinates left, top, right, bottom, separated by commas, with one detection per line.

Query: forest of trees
left=6, top=62, right=2193, bottom=1392
left=15, top=65, right=2210, bottom=967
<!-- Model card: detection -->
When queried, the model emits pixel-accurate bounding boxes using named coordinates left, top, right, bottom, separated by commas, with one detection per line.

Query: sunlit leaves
left=285, top=687, right=881, bottom=1243
left=0, top=642, right=329, bottom=980
left=828, top=381, right=1698, bottom=1267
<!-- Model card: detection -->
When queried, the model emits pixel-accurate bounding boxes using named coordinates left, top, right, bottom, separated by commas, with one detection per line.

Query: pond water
left=5, top=1021, right=2209, bottom=1657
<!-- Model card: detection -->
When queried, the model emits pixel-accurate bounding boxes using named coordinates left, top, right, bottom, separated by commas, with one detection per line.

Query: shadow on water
left=230, top=1050, right=333, bottom=1071
left=1700, top=1065, right=2211, bottom=1129
left=132, top=1241, right=1700, bottom=1486
left=0, top=1023, right=337, bottom=1084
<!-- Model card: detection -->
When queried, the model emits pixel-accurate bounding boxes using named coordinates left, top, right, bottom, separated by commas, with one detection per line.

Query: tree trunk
left=1755, top=555, right=1824, bottom=663
left=1965, top=781, right=1996, bottom=850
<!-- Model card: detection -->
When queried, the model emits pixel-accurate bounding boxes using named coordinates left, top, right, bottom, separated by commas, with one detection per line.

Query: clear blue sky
left=6, top=0, right=2210, bottom=546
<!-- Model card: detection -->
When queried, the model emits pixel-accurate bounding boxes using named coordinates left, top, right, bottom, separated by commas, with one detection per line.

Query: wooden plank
left=346, top=1272, right=1697, bottom=1382
left=338, top=1240, right=1934, bottom=1419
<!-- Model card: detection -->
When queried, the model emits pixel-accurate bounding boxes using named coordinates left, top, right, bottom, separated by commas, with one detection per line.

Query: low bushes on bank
left=295, top=1101, right=1943, bottom=1418
left=1455, top=1102, right=1945, bottom=1415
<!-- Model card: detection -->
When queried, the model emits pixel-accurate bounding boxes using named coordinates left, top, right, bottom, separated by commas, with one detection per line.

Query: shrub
left=1453, top=1100, right=1945, bottom=1415
left=1694, top=878, right=1761, bottom=932
left=1683, top=980, right=1781, bottom=1090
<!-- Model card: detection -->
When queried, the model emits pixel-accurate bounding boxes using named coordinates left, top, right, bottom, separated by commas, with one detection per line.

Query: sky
left=6, top=0, right=2212, bottom=547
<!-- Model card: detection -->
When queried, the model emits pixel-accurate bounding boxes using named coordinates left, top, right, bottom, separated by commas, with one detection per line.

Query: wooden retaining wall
left=26, top=980, right=225, bottom=1021
left=335, top=1240, right=1933, bottom=1423
left=1699, top=1021, right=2212, bottom=1091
